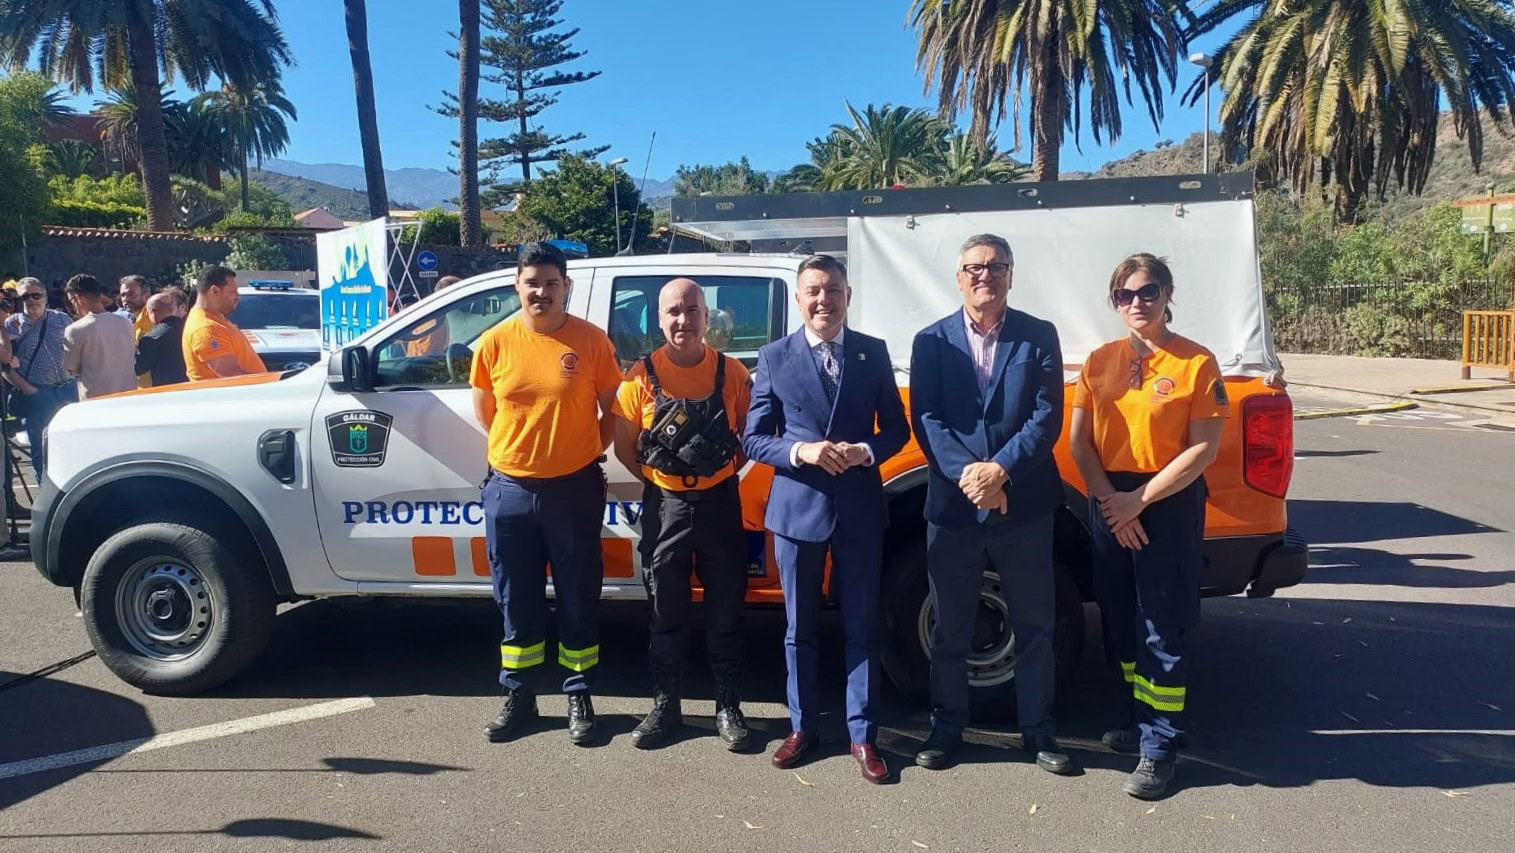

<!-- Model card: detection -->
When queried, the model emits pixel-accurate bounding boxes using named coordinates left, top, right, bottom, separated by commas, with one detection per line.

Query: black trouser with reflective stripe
left=638, top=476, right=747, bottom=685
left=483, top=463, right=606, bottom=695
left=1091, top=471, right=1206, bottom=762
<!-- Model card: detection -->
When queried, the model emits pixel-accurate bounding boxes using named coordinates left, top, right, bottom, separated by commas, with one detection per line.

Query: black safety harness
left=635, top=353, right=740, bottom=489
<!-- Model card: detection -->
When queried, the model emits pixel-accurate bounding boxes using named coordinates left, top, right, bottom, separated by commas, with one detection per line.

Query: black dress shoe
left=630, top=690, right=682, bottom=750
left=915, top=727, right=961, bottom=769
left=566, top=692, right=597, bottom=745
left=1024, top=735, right=1072, bottom=775
left=484, top=687, right=538, bottom=743
left=713, top=683, right=749, bottom=752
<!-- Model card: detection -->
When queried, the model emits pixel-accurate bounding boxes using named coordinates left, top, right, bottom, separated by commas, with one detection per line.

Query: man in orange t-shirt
left=611, top=278, right=752, bottom=752
left=471, top=242, right=621, bottom=747
left=182, top=266, right=266, bottom=381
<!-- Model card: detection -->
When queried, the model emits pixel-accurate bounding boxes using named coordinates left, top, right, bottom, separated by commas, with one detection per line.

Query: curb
left=1408, top=384, right=1515, bottom=395
left=1295, top=401, right=1418, bottom=421
left=1289, top=381, right=1515, bottom=424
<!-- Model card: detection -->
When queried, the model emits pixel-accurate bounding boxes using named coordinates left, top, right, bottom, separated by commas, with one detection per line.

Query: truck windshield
left=230, top=293, right=320, bottom=330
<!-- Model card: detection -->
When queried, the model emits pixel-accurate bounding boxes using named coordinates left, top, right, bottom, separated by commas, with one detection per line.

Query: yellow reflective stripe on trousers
left=558, top=644, right=600, bottom=672
left=500, top=641, right=546, bottom=668
left=1120, top=661, right=1136, bottom=683
left=1132, top=674, right=1185, bottom=712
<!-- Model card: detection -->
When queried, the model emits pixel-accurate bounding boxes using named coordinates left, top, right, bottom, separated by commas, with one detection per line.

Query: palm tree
left=196, top=81, right=296, bottom=211
left=44, top=139, right=95, bottom=177
left=1187, top=0, right=1515, bottom=222
left=95, top=85, right=185, bottom=178
left=457, top=0, right=482, bottom=246
left=911, top=0, right=1189, bottom=182
left=822, top=102, right=948, bottom=190
left=171, top=102, right=231, bottom=190
left=935, top=133, right=1027, bottom=185
left=0, top=0, right=291, bottom=230
left=344, top=0, right=390, bottom=220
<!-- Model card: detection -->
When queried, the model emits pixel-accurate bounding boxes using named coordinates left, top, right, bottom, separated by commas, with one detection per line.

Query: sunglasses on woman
left=1112, top=282, right=1163, bottom=307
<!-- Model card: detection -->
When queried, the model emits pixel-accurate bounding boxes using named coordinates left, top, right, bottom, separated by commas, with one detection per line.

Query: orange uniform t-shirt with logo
left=613, top=346, right=751, bottom=491
left=182, top=306, right=267, bottom=381
left=1072, top=334, right=1229, bottom=474
left=470, top=313, right=622, bottom=478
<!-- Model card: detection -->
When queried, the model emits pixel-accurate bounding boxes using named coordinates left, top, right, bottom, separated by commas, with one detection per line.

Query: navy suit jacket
left=743, top=327, right=910, bottom=542
left=909, top=308, right=1064, bottom=530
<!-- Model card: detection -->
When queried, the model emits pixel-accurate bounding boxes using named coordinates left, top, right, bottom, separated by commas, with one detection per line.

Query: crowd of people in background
left=0, top=265, right=265, bottom=482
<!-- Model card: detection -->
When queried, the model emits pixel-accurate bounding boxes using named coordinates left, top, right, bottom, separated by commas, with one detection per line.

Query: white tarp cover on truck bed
left=848, top=200, right=1279, bottom=378
left=674, top=173, right=1281, bottom=379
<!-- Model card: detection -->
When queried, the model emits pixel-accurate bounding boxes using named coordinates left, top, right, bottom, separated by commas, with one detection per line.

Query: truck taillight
left=1242, top=393, right=1293, bottom=499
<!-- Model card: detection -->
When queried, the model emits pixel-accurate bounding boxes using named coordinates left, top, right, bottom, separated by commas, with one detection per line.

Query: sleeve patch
left=1214, top=379, right=1229, bottom=406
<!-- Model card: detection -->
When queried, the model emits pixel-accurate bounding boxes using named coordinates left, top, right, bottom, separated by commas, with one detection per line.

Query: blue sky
left=64, top=0, right=1241, bottom=178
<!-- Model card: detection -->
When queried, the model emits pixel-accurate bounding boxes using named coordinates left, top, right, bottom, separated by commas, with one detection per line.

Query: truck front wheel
left=80, top=521, right=274, bottom=695
left=882, top=534, right=1085, bottom=722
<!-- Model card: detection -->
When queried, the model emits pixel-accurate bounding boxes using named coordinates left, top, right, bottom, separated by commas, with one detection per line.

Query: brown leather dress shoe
left=771, top=731, right=815, bottom=768
left=851, top=743, right=889, bottom=784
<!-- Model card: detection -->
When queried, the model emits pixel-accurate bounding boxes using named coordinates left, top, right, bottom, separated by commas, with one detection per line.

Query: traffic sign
left=1455, top=195, right=1515, bottom=234
left=417, top=250, right=439, bottom=272
left=419, top=270, right=439, bottom=279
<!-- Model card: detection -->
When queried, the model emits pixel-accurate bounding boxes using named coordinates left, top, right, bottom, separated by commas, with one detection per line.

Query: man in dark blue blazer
left=908, top=234, right=1070, bottom=774
left=743, top=254, right=910, bottom=785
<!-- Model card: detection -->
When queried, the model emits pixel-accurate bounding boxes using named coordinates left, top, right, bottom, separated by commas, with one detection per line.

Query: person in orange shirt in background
left=471, top=243, right=621, bottom=746
left=1068, top=253, right=1228, bottom=801
left=182, top=266, right=266, bottom=381
left=612, top=278, right=752, bottom=752
left=404, top=275, right=463, bottom=357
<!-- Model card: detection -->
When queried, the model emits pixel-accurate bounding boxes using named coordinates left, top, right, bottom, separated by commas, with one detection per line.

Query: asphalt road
left=2, top=391, right=1512, bottom=853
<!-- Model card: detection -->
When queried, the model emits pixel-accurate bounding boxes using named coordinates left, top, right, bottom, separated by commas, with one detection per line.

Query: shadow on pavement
left=2, top=817, right=379, bottom=842
left=1289, top=498, right=1503, bottom=545
left=0, top=669, right=152, bottom=812
left=1305, top=546, right=1515, bottom=589
left=85, top=757, right=467, bottom=776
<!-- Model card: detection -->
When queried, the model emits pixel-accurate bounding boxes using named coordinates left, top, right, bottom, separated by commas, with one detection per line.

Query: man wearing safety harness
left=612, top=278, right=752, bottom=751
left=472, top=242, right=623, bottom=746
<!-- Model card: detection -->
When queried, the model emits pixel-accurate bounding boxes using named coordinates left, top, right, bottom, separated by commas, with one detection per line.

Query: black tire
left=881, top=533, right=1086, bottom=723
left=79, top=520, right=275, bottom=695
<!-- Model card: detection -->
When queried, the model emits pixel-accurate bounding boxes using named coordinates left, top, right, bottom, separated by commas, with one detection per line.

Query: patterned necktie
left=818, top=340, right=839, bottom=404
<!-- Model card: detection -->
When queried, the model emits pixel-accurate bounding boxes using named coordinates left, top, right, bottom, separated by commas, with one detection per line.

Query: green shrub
left=48, top=174, right=145, bottom=207
left=49, top=198, right=145, bottom=228
left=399, top=207, right=461, bottom=246
left=224, top=233, right=289, bottom=271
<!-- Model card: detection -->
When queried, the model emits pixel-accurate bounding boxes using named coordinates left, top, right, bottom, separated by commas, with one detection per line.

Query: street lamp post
left=608, top=156, right=629, bottom=254
left=1189, top=52, right=1213, bottom=174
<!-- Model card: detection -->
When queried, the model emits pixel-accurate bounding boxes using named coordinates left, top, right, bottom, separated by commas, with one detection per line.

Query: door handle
left=258, top=429, right=298, bottom=484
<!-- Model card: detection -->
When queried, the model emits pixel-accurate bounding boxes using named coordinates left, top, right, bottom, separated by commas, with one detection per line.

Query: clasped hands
left=1097, top=489, right=1150, bottom=550
left=795, top=440, right=871, bottom=475
left=959, top=461, right=1009, bottom=515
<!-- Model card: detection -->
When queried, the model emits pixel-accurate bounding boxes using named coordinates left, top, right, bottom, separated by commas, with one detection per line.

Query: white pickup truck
left=31, top=175, right=1304, bottom=710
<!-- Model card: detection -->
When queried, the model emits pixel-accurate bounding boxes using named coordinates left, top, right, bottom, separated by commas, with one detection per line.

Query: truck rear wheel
left=882, top=534, right=1085, bottom=723
left=79, top=521, right=274, bottom=695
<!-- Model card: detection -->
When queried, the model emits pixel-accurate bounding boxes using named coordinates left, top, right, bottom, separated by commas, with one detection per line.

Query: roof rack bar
left=672, top=171, right=1254, bottom=223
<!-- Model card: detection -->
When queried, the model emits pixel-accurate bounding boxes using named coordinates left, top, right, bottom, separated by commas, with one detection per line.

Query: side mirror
left=328, top=345, right=373, bottom=393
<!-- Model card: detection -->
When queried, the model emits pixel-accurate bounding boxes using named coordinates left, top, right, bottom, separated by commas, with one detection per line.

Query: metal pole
left=1484, top=183, right=1495, bottom=266
left=1203, top=68, right=1211, bottom=175
left=611, top=177, right=622, bottom=255
left=18, top=216, right=29, bottom=276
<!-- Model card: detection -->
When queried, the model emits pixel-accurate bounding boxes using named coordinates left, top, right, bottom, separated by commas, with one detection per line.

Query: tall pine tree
left=475, top=0, right=606, bottom=205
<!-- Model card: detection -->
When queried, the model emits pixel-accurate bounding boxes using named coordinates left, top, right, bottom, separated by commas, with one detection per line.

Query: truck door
left=311, top=277, right=575, bottom=587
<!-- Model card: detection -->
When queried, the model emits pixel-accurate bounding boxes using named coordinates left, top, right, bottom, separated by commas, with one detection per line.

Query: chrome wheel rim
left=114, top=559, right=214, bottom=660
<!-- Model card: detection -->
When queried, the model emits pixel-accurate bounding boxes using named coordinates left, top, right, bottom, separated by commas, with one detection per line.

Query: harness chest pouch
left=636, top=353, right=740, bottom=487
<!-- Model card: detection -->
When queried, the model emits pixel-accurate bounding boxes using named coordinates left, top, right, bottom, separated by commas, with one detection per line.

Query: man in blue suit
left=744, top=254, right=910, bottom=785
left=908, top=233, right=1071, bottom=774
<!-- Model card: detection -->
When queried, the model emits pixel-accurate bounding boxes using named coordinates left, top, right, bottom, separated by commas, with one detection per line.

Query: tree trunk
left=1030, top=45, right=1066, bottom=182
left=206, top=167, right=222, bottom=191
left=240, top=148, right=251, bottom=211
left=516, top=66, right=531, bottom=186
left=458, top=0, right=482, bottom=247
left=345, top=0, right=390, bottom=219
left=125, top=12, right=175, bottom=230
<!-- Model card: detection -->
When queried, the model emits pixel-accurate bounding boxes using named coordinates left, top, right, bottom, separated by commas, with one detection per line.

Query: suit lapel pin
left=857, top=352, right=866, bottom=361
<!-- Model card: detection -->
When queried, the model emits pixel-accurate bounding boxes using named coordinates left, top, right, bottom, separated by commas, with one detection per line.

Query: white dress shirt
left=963, top=307, right=1004, bottom=396
left=789, top=325, right=874, bottom=468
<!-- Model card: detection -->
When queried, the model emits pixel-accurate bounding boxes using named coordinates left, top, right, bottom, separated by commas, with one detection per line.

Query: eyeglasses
left=21, top=293, right=45, bottom=302
left=1128, top=357, right=1144, bottom=390
left=1113, top=282, right=1163, bottom=307
left=960, top=262, right=1011, bottom=278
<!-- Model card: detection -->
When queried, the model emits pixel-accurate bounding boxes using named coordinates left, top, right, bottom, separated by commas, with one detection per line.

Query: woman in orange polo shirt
left=1069, top=253, right=1228, bottom=801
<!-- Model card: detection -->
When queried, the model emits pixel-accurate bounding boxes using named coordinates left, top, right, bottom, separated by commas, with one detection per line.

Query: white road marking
left=0, top=696, right=376, bottom=781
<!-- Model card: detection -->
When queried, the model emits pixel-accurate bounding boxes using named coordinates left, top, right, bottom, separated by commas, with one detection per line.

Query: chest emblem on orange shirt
left=1153, top=377, right=1176, bottom=396
left=560, top=352, right=580, bottom=375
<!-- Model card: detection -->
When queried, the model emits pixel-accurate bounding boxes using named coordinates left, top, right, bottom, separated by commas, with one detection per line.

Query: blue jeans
left=16, top=380, right=76, bottom=480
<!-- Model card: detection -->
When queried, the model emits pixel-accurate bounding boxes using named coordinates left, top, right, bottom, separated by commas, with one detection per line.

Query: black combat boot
left=484, top=686, right=538, bottom=743
left=713, top=681, right=749, bottom=752
left=566, top=692, right=597, bottom=745
left=630, top=682, right=683, bottom=750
